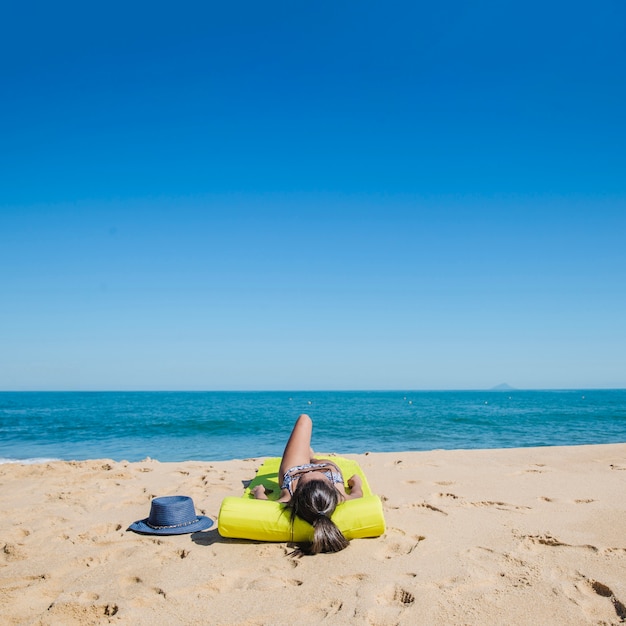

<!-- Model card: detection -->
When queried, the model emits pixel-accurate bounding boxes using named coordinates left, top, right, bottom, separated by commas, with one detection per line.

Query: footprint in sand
left=331, top=573, right=369, bottom=586
left=2, top=542, right=27, bottom=562
left=247, top=576, right=304, bottom=591
left=320, top=598, right=344, bottom=618
left=566, top=574, right=626, bottom=623
left=78, top=554, right=110, bottom=568
left=1, top=573, right=50, bottom=594
left=46, top=598, right=119, bottom=621
left=74, top=591, right=100, bottom=602
left=377, top=585, right=416, bottom=607
left=300, top=596, right=347, bottom=621
left=542, top=495, right=595, bottom=505
left=518, top=532, right=599, bottom=552
left=123, top=575, right=143, bottom=585
left=201, top=570, right=248, bottom=595
left=436, top=492, right=459, bottom=500
left=365, top=586, right=416, bottom=625
left=410, top=502, right=447, bottom=515
left=589, top=580, right=626, bottom=621
left=77, top=523, right=123, bottom=542
left=377, top=528, right=424, bottom=559
left=469, top=500, right=531, bottom=511
left=464, top=545, right=538, bottom=588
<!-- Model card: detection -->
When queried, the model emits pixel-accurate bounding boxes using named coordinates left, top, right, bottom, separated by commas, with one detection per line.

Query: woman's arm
left=344, top=474, right=363, bottom=500
left=251, top=484, right=291, bottom=502
left=251, top=485, right=269, bottom=500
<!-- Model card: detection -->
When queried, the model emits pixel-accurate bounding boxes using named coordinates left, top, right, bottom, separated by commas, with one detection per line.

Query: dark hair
left=287, top=479, right=349, bottom=555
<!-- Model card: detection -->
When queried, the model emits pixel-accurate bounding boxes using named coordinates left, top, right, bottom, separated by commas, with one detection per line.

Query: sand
left=1, top=444, right=625, bottom=625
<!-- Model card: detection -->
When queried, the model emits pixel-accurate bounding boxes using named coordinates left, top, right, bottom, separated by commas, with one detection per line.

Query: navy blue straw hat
left=129, top=495, right=213, bottom=535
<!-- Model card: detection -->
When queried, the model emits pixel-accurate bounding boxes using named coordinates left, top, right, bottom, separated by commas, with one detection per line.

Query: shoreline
left=2, top=444, right=625, bottom=624
left=2, top=440, right=626, bottom=466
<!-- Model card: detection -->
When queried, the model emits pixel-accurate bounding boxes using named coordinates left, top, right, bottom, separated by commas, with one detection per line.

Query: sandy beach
left=2, top=444, right=625, bottom=625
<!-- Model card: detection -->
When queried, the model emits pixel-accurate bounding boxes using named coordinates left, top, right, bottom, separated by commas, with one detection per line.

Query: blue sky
left=1, top=1, right=625, bottom=390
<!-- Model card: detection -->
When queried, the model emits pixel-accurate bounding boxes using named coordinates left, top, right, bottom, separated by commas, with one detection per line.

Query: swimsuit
left=281, top=462, right=344, bottom=496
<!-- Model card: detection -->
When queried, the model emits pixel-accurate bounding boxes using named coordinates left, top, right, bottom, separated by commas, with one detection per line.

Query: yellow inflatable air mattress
left=218, top=456, right=385, bottom=542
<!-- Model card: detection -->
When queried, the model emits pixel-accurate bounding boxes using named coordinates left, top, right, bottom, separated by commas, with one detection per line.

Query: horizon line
left=1, top=387, right=624, bottom=393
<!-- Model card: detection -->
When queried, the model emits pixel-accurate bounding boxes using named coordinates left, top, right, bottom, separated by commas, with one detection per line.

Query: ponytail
left=287, top=480, right=349, bottom=555
left=310, top=513, right=349, bottom=554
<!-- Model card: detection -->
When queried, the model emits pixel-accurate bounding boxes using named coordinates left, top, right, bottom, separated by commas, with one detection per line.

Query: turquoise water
left=1, top=390, right=625, bottom=463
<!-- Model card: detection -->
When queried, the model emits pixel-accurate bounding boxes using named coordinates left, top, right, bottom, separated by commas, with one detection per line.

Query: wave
left=0, top=457, right=62, bottom=465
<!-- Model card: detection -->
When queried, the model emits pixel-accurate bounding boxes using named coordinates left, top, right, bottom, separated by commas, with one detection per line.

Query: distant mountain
left=490, top=383, right=516, bottom=391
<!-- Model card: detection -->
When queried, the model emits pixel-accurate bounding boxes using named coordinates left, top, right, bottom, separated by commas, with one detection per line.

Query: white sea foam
left=0, top=457, right=61, bottom=465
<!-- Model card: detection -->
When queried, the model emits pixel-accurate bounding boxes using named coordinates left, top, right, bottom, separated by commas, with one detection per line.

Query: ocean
left=1, top=390, right=625, bottom=463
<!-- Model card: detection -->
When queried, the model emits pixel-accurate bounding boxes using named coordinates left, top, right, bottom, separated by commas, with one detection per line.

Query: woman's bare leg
left=279, top=414, right=313, bottom=480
